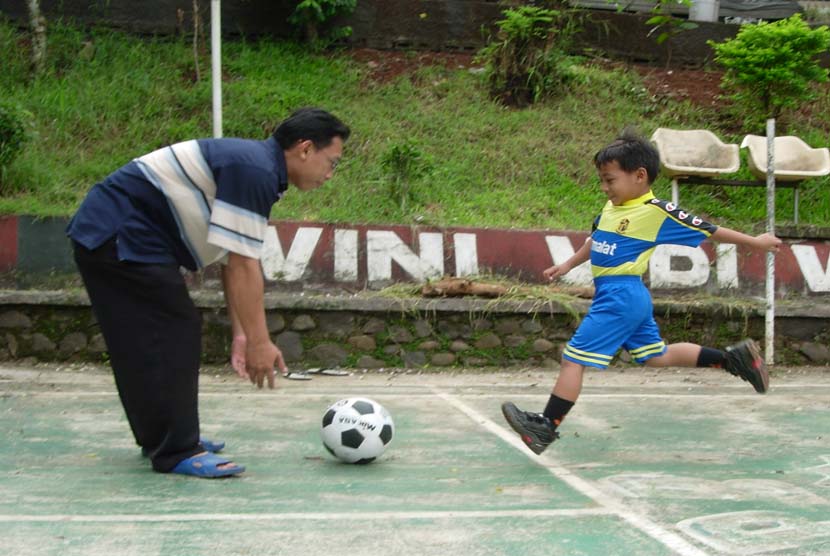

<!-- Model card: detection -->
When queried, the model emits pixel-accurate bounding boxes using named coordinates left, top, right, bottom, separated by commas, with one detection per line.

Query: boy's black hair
left=593, top=128, right=660, bottom=184
left=273, top=107, right=351, bottom=150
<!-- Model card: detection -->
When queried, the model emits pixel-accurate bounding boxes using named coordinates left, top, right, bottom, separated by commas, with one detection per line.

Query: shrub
left=288, top=0, right=357, bottom=46
left=646, top=0, right=698, bottom=67
left=0, top=102, right=28, bottom=182
left=380, top=141, right=431, bottom=211
left=709, top=14, right=830, bottom=124
left=476, top=5, right=582, bottom=107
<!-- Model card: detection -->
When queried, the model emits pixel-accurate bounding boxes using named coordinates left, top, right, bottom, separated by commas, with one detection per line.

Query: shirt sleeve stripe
left=207, top=225, right=262, bottom=259
left=209, top=221, right=264, bottom=245
left=210, top=199, right=268, bottom=244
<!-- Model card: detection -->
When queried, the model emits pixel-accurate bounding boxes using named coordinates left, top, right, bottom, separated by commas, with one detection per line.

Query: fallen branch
left=421, top=277, right=508, bottom=298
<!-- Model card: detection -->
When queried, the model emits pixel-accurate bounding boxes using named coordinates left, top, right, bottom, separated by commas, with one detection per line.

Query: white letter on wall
left=453, top=233, right=479, bottom=277
left=261, top=227, right=322, bottom=281
left=716, top=243, right=738, bottom=289
left=545, top=236, right=593, bottom=286
left=334, top=229, right=358, bottom=282
left=367, top=231, right=443, bottom=282
left=650, top=245, right=710, bottom=288
left=791, top=245, right=830, bottom=292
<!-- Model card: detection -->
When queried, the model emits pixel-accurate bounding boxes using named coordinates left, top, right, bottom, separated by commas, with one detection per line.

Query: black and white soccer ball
left=320, top=397, right=394, bottom=464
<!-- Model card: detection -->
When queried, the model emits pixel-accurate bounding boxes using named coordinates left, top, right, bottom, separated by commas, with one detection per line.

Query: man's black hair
left=273, top=107, right=350, bottom=150
left=594, top=128, right=660, bottom=184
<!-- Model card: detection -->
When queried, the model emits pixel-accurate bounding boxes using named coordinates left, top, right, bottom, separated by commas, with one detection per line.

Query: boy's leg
left=501, top=359, right=584, bottom=454
left=644, top=342, right=701, bottom=367
left=643, top=340, right=768, bottom=393
left=502, top=280, right=647, bottom=454
left=552, top=359, right=586, bottom=402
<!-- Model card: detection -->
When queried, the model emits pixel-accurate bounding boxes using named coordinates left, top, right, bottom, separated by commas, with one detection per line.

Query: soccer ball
left=320, top=397, right=394, bottom=464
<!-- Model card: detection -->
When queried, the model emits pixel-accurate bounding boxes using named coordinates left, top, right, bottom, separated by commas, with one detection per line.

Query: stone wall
left=1, top=290, right=829, bottom=368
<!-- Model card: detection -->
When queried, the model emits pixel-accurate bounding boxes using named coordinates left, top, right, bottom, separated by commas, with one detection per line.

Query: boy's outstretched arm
left=711, top=228, right=782, bottom=252
left=544, top=237, right=592, bottom=281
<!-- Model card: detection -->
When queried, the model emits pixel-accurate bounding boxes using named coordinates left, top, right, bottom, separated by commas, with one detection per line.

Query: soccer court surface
left=1, top=364, right=829, bottom=556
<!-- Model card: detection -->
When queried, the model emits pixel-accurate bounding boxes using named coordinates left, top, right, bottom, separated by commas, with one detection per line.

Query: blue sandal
left=170, top=452, right=245, bottom=478
left=141, top=437, right=225, bottom=458
left=200, top=437, right=225, bottom=453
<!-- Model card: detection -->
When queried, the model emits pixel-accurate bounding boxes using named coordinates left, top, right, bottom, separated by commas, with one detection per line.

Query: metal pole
left=765, top=118, right=775, bottom=365
left=211, top=0, right=222, bottom=138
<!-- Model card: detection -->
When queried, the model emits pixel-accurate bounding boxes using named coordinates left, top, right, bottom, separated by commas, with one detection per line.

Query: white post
left=688, top=0, right=720, bottom=22
left=211, top=0, right=223, bottom=138
left=671, top=178, right=679, bottom=206
left=765, top=118, right=776, bottom=365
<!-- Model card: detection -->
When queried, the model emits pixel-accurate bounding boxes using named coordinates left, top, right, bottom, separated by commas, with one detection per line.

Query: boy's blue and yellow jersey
left=589, top=191, right=717, bottom=277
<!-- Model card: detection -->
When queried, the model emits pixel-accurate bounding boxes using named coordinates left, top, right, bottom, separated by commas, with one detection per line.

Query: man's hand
left=245, top=339, right=287, bottom=389
left=222, top=252, right=285, bottom=389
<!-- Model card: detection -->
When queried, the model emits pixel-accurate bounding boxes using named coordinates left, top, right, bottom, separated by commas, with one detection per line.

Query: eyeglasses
left=325, top=154, right=340, bottom=171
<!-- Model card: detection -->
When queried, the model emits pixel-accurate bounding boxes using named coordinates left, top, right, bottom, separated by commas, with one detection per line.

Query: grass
left=1, top=19, right=829, bottom=231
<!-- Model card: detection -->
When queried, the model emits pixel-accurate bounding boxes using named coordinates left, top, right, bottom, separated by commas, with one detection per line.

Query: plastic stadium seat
left=740, top=134, right=830, bottom=182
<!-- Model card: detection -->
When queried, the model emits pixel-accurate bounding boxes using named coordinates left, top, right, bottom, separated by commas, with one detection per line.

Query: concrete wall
left=4, top=216, right=830, bottom=297
left=0, top=0, right=747, bottom=65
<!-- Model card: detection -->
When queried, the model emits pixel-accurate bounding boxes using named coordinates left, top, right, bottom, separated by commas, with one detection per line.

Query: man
left=67, top=108, right=350, bottom=478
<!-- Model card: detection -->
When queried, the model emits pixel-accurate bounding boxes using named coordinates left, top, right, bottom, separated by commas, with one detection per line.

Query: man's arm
left=222, top=252, right=287, bottom=388
left=221, top=264, right=249, bottom=378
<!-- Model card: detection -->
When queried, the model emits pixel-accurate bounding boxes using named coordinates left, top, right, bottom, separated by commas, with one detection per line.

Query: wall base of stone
left=1, top=289, right=828, bottom=368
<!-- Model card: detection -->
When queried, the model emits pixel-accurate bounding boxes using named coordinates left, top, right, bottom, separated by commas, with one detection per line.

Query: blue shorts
left=563, top=276, right=666, bottom=369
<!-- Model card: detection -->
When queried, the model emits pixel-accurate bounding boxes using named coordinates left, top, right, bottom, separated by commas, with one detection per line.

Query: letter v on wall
left=261, top=227, right=323, bottom=281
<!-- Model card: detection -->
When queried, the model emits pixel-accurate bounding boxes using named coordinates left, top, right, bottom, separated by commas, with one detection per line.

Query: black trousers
left=73, top=239, right=204, bottom=472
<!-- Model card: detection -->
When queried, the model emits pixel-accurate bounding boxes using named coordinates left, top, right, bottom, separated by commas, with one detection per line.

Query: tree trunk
left=192, top=0, right=201, bottom=82
left=26, top=0, right=47, bottom=75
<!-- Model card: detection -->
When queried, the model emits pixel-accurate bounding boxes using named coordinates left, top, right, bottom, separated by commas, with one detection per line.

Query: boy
left=502, top=130, right=782, bottom=455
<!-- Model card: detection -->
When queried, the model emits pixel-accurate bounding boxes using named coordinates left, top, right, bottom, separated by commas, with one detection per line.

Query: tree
left=26, top=0, right=47, bottom=75
left=476, top=5, right=581, bottom=107
left=709, top=14, right=830, bottom=123
left=288, top=0, right=357, bottom=46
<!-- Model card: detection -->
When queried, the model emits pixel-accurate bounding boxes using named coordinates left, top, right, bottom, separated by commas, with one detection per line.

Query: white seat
left=740, top=134, right=830, bottom=181
left=650, top=128, right=740, bottom=205
left=651, top=128, right=740, bottom=179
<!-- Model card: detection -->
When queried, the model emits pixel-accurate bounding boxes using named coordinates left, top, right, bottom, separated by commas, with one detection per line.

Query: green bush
left=0, top=102, right=28, bottom=181
left=380, top=141, right=431, bottom=211
left=288, top=0, right=357, bottom=46
left=709, top=14, right=830, bottom=125
left=476, top=5, right=582, bottom=107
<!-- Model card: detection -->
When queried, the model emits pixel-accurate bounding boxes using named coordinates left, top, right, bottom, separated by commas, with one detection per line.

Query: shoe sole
left=744, top=339, right=770, bottom=394
left=501, top=403, right=546, bottom=455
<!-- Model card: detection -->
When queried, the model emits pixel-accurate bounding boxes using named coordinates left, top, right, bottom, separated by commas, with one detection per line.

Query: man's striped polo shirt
left=67, top=137, right=287, bottom=270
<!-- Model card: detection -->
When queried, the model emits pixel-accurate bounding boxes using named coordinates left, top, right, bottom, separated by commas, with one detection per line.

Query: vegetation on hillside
left=1, top=19, right=829, bottom=230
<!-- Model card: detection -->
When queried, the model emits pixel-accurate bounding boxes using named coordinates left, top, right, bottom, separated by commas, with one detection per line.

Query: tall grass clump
left=477, top=5, right=582, bottom=107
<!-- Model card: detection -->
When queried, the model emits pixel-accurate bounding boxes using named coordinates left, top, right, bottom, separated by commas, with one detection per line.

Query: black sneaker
left=725, top=339, right=769, bottom=394
left=501, top=402, right=559, bottom=454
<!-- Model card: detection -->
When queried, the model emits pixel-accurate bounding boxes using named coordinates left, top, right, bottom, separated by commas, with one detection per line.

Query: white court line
left=433, top=389, right=711, bottom=556
left=0, top=391, right=818, bottom=400
left=0, top=508, right=613, bottom=524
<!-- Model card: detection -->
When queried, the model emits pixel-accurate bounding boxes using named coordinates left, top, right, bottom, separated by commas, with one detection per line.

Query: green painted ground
left=0, top=365, right=828, bottom=556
